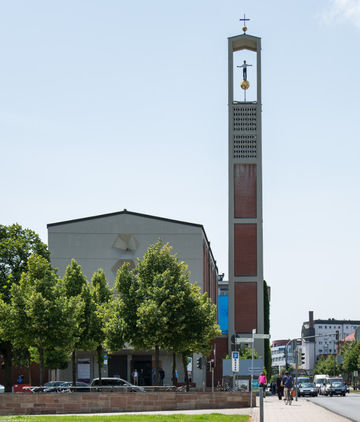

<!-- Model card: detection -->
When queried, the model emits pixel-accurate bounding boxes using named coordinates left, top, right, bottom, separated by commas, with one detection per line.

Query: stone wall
left=0, top=391, right=253, bottom=415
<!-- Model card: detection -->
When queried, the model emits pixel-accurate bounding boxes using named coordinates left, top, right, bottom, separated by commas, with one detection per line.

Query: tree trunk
left=28, top=365, right=32, bottom=386
left=97, top=345, right=102, bottom=385
left=182, top=352, right=189, bottom=392
left=71, top=350, right=76, bottom=386
left=39, top=347, right=44, bottom=386
left=154, top=345, right=159, bottom=385
left=172, top=351, right=176, bottom=386
left=2, top=343, right=13, bottom=392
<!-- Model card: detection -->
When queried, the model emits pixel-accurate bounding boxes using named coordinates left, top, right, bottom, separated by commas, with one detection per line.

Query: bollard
left=259, top=386, right=264, bottom=422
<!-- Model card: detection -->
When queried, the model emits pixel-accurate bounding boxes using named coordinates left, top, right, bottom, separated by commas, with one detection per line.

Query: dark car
left=90, top=377, right=145, bottom=392
left=297, top=382, right=318, bottom=397
left=326, top=381, right=347, bottom=396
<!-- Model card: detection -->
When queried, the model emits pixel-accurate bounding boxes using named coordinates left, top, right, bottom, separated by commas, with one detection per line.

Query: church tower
left=228, top=21, right=264, bottom=355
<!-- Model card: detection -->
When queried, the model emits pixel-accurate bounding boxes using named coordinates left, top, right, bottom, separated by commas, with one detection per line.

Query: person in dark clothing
left=159, top=368, right=165, bottom=386
left=276, top=375, right=283, bottom=400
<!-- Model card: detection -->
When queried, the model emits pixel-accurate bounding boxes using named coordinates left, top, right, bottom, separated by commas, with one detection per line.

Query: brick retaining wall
left=0, top=391, right=253, bottom=415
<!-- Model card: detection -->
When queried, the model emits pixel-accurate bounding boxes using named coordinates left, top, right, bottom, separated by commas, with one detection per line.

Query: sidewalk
left=250, top=395, right=351, bottom=422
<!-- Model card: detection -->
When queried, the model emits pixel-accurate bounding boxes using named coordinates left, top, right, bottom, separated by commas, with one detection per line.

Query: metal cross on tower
left=239, top=14, right=250, bottom=33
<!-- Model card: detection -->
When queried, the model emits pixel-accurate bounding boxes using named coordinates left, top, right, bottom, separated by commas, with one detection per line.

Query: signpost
left=232, top=351, right=240, bottom=372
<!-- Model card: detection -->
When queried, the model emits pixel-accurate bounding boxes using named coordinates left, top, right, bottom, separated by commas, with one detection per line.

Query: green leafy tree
left=115, top=240, right=221, bottom=387
left=313, top=355, right=342, bottom=376
left=342, top=341, right=360, bottom=378
left=239, top=345, right=259, bottom=359
left=91, top=269, right=113, bottom=384
left=10, top=254, right=77, bottom=385
left=0, top=224, right=49, bottom=391
left=263, top=280, right=271, bottom=378
left=63, top=259, right=99, bottom=385
left=172, top=283, right=221, bottom=390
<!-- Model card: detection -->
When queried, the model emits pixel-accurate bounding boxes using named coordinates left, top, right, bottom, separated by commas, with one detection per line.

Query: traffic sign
left=253, top=334, right=270, bottom=339
left=235, top=337, right=253, bottom=344
left=248, top=367, right=262, bottom=373
left=232, top=351, right=240, bottom=372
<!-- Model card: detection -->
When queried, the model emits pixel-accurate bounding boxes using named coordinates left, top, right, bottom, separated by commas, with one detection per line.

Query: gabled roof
left=47, top=209, right=218, bottom=271
left=48, top=209, right=203, bottom=229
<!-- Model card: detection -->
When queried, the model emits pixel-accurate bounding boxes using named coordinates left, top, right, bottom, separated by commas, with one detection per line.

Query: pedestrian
left=132, top=368, right=138, bottom=385
left=258, top=372, right=267, bottom=397
left=276, top=375, right=283, bottom=400
left=175, top=369, right=179, bottom=384
left=271, top=381, right=276, bottom=395
left=159, top=367, right=165, bottom=386
left=139, top=369, right=144, bottom=386
left=281, top=370, right=294, bottom=403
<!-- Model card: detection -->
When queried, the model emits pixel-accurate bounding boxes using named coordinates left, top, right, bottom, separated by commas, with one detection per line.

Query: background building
left=271, top=339, right=300, bottom=373
left=48, top=209, right=219, bottom=387
left=301, top=311, right=360, bottom=371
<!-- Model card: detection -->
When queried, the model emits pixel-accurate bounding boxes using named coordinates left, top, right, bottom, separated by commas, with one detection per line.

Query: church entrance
left=131, top=355, right=153, bottom=386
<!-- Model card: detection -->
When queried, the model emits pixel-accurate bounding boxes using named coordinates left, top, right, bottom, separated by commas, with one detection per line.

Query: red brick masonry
left=0, top=391, right=253, bottom=415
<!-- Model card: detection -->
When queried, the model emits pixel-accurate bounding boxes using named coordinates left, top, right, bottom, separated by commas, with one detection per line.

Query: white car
left=0, top=384, right=4, bottom=393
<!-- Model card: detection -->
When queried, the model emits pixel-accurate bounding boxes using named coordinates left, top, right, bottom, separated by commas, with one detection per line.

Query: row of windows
left=234, top=107, right=256, bottom=116
left=234, top=154, right=256, bottom=158
left=234, top=140, right=257, bottom=144
left=233, top=117, right=257, bottom=121
left=234, top=127, right=257, bottom=131
left=317, top=325, right=358, bottom=330
left=234, top=135, right=257, bottom=139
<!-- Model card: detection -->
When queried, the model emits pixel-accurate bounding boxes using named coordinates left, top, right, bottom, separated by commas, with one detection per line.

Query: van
left=313, top=374, right=328, bottom=393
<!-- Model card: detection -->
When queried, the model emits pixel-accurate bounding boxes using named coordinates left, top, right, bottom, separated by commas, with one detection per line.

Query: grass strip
left=0, top=414, right=250, bottom=422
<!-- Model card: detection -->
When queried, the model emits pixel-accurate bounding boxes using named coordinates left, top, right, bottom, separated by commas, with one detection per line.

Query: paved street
left=250, top=395, right=351, bottom=422
left=308, top=393, right=360, bottom=422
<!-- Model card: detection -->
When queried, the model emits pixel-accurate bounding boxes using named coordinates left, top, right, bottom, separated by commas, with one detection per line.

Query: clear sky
left=1, top=0, right=360, bottom=342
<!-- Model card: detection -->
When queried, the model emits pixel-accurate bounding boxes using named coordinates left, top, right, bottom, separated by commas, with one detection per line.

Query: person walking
left=258, top=372, right=267, bottom=397
left=281, top=371, right=294, bottom=404
left=276, top=375, right=283, bottom=400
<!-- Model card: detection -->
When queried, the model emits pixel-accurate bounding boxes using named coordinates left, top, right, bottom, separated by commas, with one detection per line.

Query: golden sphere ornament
left=241, top=79, right=250, bottom=90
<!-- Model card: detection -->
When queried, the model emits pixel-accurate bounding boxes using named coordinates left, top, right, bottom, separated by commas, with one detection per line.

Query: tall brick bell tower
left=228, top=21, right=264, bottom=356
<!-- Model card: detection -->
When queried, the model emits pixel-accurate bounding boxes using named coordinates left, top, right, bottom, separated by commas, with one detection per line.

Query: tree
left=342, top=341, right=360, bottom=379
left=263, top=280, right=271, bottom=378
left=91, top=269, right=113, bottom=384
left=115, top=240, right=221, bottom=388
left=63, top=259, right=99, bottom=386
left=10, top=254, right=78, bottom=385
left=0, top=224, right=49, bottom=391
left=313, top=354, right=342, bottom=376
left=170, top=283, right=221, bottom=390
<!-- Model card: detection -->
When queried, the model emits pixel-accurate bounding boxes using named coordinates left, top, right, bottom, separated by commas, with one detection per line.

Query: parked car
left=90, top=377, right=145, bottom=392
left=31, top=381, right=66, bottom=393
left=321, top=379, right=347, bottom=396
left=297, top=382, right=318, bottom=397
left=0, top=384, right=4, bottom=393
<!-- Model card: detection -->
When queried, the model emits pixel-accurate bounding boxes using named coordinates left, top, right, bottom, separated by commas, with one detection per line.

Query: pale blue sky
left=1, top=0, right=360, bottom=341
